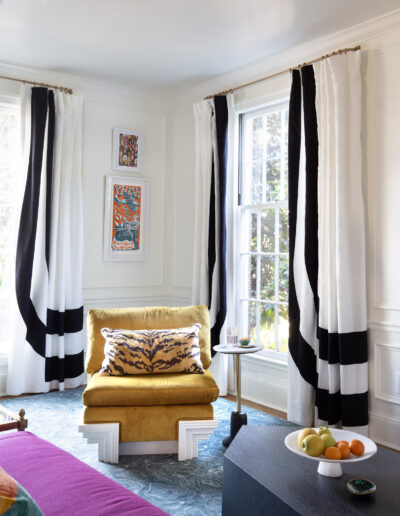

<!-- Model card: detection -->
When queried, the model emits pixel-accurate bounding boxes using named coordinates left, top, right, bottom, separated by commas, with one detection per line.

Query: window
left=0, top=101, right=19, bottom=355
left=238, top=101, right=289, bottom=360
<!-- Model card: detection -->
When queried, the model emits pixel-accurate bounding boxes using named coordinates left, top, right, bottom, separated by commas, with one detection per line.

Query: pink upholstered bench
left=0, top=432, right=167, bottom=516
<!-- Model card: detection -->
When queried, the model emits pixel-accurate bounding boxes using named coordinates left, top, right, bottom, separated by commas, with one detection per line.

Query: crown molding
left=166, top=7, right=400, bottom=112
left=0, top=60, right=168, bottom=114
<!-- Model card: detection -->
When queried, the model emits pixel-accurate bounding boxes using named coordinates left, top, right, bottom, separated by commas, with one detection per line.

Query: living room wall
left=166, top=10, right=400, bottom=449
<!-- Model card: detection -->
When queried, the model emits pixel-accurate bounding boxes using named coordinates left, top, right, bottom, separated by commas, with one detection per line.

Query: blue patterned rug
left=1, top=389, right=294, bottom=515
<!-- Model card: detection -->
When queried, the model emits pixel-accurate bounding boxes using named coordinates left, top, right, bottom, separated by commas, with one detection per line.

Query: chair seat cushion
left=83, top=369, right=219, bottom=407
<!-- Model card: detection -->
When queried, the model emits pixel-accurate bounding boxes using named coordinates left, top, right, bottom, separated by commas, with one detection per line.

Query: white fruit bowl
left=284, top=428, right=377, bottom=478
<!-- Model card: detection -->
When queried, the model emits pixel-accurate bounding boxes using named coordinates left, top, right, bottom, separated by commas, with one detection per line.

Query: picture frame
left=103, top=175, right=149, bottom=261
left=113, top=128, right=143, bottom=172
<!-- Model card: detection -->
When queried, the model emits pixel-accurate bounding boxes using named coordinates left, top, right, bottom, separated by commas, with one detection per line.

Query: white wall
left=167, top=10, right=400, bottom=449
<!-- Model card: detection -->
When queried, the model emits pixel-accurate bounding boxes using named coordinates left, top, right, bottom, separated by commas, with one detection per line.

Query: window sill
left=242, top=351, right=287, bottom=369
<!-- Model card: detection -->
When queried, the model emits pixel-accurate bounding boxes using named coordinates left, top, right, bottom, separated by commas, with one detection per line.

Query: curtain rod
left=0, top=74, right=73, bottom=94
left=204, top=45, right=361, bottom=99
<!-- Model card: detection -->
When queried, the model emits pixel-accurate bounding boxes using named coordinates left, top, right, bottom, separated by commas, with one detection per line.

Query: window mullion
left=256, top=211, right=261, bottom=347
left=274, top=207, right=280, bottom=352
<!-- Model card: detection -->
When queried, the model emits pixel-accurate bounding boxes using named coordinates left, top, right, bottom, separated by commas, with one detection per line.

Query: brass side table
left=213, top=344, right=262, bottom=447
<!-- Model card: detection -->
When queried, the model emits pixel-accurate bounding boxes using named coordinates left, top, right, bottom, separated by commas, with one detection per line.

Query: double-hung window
left=0, top=100, right=19, bottom=355
left=238, top=101, right=289, bottom=360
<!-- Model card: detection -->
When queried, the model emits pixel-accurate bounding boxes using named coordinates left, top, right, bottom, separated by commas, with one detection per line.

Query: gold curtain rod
left=204, top=45, right=361, bottom=99
left=0, top=74, right=73, bottom=94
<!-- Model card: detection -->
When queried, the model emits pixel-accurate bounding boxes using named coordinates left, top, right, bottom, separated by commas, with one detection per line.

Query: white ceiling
left=0, top=0, right=400, bottom=96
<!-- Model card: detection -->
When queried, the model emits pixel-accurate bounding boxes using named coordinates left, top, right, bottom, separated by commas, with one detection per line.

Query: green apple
left=316, top=426, right=332, bottom=437
left=320, top=433, right=336, bottom=450
left=301, top=434, right=324, bottom=457
left=297, top=428, right=317, bottom=447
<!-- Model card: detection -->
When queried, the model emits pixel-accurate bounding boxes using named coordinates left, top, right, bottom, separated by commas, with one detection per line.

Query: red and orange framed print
left=113, top=128, right=143, bottom=172
left=103, top=175, right=149, bottom=261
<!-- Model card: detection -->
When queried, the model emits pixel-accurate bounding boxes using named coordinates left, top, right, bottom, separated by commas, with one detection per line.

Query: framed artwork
left=113, top=128, right=143, bottom=172
left=103, top=175, right=149, bottom=261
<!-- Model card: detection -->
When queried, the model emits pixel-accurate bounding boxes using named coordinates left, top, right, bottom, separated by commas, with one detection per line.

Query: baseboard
left=369, top=412, right=400, bottom=450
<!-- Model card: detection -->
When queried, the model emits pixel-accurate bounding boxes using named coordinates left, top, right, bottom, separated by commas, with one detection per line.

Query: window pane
left=245, top=300, right=258, bottom=344
left=278, top=256, right=289, bottom=302
left=266, top=112, right=281, bottom=159
left=241, top=254, right=257, bottom=299
left=260, top=255, right=274, bottom=300
left=252, top=116, right=263, bottom=161
left=279, top=208, right=289, bottom=252
left=266, top=159, right=280, bottom=201
left=278, top=305, right=289, bottom=353
left=260, top=303, right=275, bottom=351
left=260, top=209, right=274, bottom=253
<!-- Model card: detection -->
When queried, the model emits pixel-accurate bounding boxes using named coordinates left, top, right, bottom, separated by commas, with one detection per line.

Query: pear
left=297, top=428, right=317, bottom=447
left=316, top=426, right=331, bottom=437
left=320, top=433, right=336, bottom=450
left=301, top=434, right=324, bottom=457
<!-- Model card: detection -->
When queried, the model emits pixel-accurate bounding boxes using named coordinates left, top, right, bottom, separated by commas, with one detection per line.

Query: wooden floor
left=224, top=394, right=287, bottom=420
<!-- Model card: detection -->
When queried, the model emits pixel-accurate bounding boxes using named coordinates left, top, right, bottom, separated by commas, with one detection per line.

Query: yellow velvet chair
left=79, top=305, right=219, bottom=463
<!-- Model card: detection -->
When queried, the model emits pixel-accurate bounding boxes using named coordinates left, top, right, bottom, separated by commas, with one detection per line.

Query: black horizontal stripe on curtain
left=15, top=87, right=83, bottom=383
left=209, top=95, right=228, bottom=354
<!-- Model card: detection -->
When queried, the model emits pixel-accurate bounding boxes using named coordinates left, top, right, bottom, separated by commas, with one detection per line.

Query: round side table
left=213, top=344, right=263, bottom=447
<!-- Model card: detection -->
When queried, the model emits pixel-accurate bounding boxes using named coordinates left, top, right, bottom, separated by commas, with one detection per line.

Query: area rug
left=1, top=389, right=294, bottom=515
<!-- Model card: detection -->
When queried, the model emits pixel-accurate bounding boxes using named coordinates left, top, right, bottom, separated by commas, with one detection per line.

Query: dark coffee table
left=222, top=425, right=400, bottom=515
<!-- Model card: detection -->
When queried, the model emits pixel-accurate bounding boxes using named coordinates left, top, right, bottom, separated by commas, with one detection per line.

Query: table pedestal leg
left=223, top=411, right=247, bottom=447
left=222, top=354, right=247, bottom=447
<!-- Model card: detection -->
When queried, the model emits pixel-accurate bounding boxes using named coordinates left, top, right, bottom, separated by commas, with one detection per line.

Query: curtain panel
left=7, top=85, right=85, bottom=395
left=287, top=51, right=368, bottom=433
left=192, top=94, right=235, bottom=395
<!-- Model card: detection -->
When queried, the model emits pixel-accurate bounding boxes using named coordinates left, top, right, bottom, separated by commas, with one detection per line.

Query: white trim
left=79, top=419, right=218, bottom=463
left=178, top=419, right=218, bottom=461
left=369, top=412, right=400, bottom=451
left=78, top=423, right=119, bottom=464
left=374, top=342, right=400, bottom=405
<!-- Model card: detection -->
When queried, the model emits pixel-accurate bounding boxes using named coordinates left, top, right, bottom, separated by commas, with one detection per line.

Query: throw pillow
left=0, top=468, right=43, bottom=516
left=100, top=324, right=204, bottom=375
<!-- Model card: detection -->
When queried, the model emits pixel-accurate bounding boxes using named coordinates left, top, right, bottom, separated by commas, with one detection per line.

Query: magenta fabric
left=0, top=432, right=167, bottom=516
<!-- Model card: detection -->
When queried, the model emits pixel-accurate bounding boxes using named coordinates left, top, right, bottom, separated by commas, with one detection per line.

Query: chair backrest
left=86, top=305, right=212, bottom=375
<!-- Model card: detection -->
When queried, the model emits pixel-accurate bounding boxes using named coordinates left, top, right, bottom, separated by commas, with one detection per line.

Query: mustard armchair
left=79, top=305, right=219, bottom=463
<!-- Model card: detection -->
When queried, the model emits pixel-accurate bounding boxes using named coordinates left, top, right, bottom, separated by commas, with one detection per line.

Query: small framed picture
left=113, top=128, right=143, bottom=172
left=104, top=175, right=149, bottom=261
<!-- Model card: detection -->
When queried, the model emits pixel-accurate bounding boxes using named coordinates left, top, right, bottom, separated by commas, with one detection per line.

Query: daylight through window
left=0, top=102, right=19, bottom=354
left=238, top=101, right=289, bottom=358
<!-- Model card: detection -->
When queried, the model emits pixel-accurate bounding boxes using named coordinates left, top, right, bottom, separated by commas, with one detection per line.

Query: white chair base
left=78, top=419, right=218, bottom=463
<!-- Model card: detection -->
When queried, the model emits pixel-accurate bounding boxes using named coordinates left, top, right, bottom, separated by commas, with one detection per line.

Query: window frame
left=236, top=99, right=289, bottom=364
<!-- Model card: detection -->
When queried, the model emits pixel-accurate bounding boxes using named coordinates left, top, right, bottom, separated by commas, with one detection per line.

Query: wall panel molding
left=374, top=342, right=400, bottom=405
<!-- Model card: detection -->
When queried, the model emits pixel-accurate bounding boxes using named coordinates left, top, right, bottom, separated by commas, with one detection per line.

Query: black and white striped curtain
left=7, top=85, right=85, bottom=395
left=288, top=51, right=368, bottom=433
left=192, top=94, right=234, bottom=394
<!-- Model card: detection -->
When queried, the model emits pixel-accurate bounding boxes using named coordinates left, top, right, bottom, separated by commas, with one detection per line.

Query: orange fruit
left=349, top=439, right=365, bottom=456
left=324, top=447, right=342, bottom=460
left=336, top=440, right=349, bottom=446
left=337, top=442, right=351, bottom=459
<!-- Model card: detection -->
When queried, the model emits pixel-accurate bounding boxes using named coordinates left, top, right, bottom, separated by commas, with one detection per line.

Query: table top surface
left=213, top=344, right=263, bottom=355
left=225, top=425, right=400, bottom=516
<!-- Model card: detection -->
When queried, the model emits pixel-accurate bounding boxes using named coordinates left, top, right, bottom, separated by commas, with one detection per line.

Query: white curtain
left=192, top=94, right=235, bottom=396
left=288, top=51, right=368, bottom=432
left=314, top=52, right=368, bottom=433
left=7, top=85, right=85, bottom=395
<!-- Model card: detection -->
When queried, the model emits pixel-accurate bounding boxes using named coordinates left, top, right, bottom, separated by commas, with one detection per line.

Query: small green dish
left=239, top=338, right=250, bottom=347
left=346, top=478, right=376, bottom=495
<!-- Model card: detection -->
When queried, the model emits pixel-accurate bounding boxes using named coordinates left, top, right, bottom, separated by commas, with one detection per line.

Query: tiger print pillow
left=99, top=324, right=204, bottom=375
